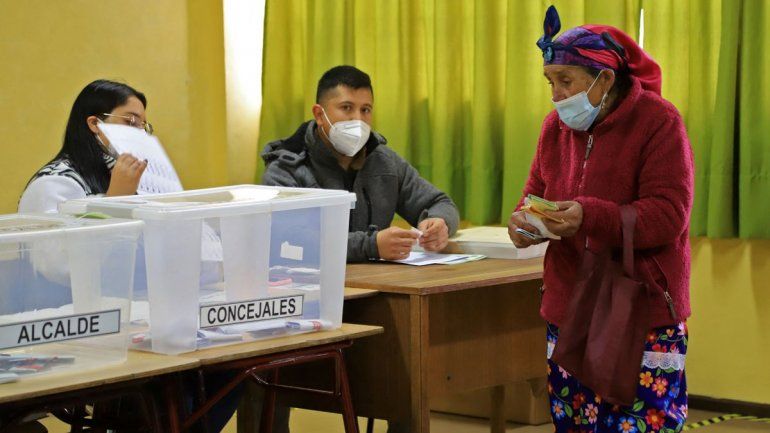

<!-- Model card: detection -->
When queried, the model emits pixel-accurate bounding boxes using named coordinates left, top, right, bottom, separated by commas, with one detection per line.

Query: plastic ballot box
left=0, top=214, right=142, bottom=383
left=61, top=185, right=356, bottom=355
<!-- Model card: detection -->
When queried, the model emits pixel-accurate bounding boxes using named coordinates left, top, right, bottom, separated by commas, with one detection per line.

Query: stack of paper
left=450, top=226, right=548, bottom=259
left=521, top=195, right=561, bottom=240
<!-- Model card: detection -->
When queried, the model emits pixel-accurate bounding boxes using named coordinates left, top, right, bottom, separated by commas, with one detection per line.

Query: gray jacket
left=261, top=121, right=460, bottom=262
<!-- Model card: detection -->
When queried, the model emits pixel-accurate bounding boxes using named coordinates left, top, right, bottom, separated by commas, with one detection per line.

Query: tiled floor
left=40, top=408, right=770, bottom=432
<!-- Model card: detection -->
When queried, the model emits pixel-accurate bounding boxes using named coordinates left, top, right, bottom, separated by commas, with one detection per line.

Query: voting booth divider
left=61, top=185, right=356, bottom=355
left=0, top=214, right=142, bottom=382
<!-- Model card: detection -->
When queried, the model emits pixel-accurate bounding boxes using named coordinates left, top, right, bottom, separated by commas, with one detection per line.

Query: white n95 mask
left=552, top=72, right=608, bottom=131
left=320, top=108, right=371, bottom=156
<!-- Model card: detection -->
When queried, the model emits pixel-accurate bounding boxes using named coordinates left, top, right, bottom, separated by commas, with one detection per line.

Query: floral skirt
left=546, top=322, right=689, bottom=433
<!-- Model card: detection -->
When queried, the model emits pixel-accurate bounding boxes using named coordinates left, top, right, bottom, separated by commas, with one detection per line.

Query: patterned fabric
left=28, top=154, right=116, bottom=196
left=547, top=322, right=689, bottom=433
left=536, top=5, right=664, bottom=95
left=536, top=5, right=625, bottom=71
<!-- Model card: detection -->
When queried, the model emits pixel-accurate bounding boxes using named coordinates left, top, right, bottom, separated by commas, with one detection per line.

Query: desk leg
left=164, top=375, right=182, bottom=433
left=237, top=382, right=262, bottom=433
left=490, top=385, right=506, bottom=433
left=336, top=349, right=360, bottom=433
left=410, top=295, right=430, bottom=433
left=259, top=370, right=277, bottom=433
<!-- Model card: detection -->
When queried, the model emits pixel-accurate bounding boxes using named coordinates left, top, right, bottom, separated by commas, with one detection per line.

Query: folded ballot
left=286, top=319, right=333, bottom=331
left=521, top=195, right=562, bottom=240
left=392, top=252, right=486, bottom=266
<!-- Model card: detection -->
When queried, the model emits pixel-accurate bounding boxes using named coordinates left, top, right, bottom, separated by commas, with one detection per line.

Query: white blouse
left=18, top=175, right=92, bottom=214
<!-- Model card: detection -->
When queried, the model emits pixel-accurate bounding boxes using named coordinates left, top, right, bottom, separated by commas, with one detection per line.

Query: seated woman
left=18, top=79, right=239, bottom=433
left=19, top=79, right=149, bottom=212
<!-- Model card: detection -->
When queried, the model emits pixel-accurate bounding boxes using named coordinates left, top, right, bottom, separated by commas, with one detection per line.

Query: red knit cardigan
left=520, top=77, right=694, bottom=328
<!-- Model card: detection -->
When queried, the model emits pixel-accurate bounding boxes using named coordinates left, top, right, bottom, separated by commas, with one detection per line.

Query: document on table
left=390, top=251, right=486, bottom=266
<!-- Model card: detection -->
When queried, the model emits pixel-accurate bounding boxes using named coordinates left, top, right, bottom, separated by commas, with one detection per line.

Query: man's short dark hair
left=316, top=65, right=373, bottom=103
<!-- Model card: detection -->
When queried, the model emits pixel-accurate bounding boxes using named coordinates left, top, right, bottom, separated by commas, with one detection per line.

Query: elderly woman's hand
left=543, top=201, right=584, bottom=237
left=508, top=211, right=547, bottom=248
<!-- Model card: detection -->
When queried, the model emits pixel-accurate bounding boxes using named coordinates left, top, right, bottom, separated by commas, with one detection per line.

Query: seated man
left=262, top=65, right=460, bottom=261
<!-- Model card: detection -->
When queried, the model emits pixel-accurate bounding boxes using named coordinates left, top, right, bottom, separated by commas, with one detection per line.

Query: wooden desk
left=178, top=324, right=383, bottom=433
left=179, top=323, right=383, bottom=365
left=345, top=258, right=543, bottom=294
left=275, top=258, right=545, bottom=433
left=0, top=351, right=197, bottom=404
left=0, top=351, right=198, bottom=430
left=344, top=287, right=380, bottom=301
left=1, top=324, right=382, bottom=432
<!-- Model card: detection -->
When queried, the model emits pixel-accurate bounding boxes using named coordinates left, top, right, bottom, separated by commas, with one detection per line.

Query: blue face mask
left=553, top=72, right=608, bottom=131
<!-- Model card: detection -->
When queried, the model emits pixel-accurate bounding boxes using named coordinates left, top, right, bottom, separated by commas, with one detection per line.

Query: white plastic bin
left=61, top=185, right=356, bottom=355
left=0, top=214, right=141, bottom=383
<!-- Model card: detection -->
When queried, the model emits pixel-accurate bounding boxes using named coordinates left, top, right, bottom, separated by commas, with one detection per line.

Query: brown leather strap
left=620, top=206, right=637, bottom=277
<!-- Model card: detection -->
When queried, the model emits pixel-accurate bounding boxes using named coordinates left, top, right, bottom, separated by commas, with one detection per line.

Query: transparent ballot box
left=61, top=185, right=356, bottom=355
left=0, top=214, right=142, bottom=383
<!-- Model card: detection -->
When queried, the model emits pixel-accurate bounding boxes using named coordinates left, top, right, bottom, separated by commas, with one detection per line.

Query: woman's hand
left=507, top=210, right=546, bottom=248
left=543, top=201, right=584, bottom=237
left=106, top=153, right=147, bottom=197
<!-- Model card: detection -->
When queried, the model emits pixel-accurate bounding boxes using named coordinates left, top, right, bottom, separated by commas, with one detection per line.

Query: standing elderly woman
left=508, top=6, right=694, bottom=433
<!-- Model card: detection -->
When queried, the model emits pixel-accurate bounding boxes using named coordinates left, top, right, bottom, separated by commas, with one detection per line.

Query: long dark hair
left=51, top=80, right=147, bottom=193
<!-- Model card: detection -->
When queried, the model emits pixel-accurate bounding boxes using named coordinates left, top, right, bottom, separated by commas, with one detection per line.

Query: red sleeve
left=575, top=112, right=694, bottom=249
left=516, top=117, right=551, bottom=211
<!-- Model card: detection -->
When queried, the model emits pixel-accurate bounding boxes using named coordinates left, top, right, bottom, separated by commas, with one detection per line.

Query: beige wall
left=687, top=238, right=770, bottom=404
left=0, top=0, right=228, bottom=214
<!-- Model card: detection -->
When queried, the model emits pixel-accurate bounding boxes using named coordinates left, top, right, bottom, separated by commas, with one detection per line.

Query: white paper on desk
left=448, top=226, right=548, bottom=259
left=391, top=252, right=486, bottom=266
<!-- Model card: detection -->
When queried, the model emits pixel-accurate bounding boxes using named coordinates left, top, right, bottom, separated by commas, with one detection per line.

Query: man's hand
left=543, top=201, right=584, bottom=237
left=377, top=226, right=420, bottom=260
left=417, top=218, right=449, bottom=252
left=507, top=210, right=546, bottom=248
left=106, top=153, right=147, bottom=197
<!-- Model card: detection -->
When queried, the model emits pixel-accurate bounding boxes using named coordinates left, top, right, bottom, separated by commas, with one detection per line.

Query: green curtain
left=257, top=0, right=640, bottom=225
left=643, top=0, right=770, bottom=238
left=739, top=0, right=770, bottom=238
left=642, top=0, right=726, bottom=237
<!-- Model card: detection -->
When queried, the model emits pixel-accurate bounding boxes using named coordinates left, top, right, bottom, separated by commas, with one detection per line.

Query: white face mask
left=552, top=72, right=609, bottom=131
left=319, top=108, right=371, bottom=157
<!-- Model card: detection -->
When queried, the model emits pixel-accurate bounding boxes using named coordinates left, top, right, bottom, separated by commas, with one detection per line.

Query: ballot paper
left=218, top=320, right=288, bottom=335
left=0, top=373, right=18, bottom=384
left=107, top=129, right=184, bottom=195
left=524, top=212, right=561, bottom=240
left=391, top=252, right=486, bottom=266
left=286, top=319, right=333, bottom=331
left=521, top=196, right=561, bottom=240
left=197, top=329, right=243, bottom=343
left=0, top=353, right=76, bottom=381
